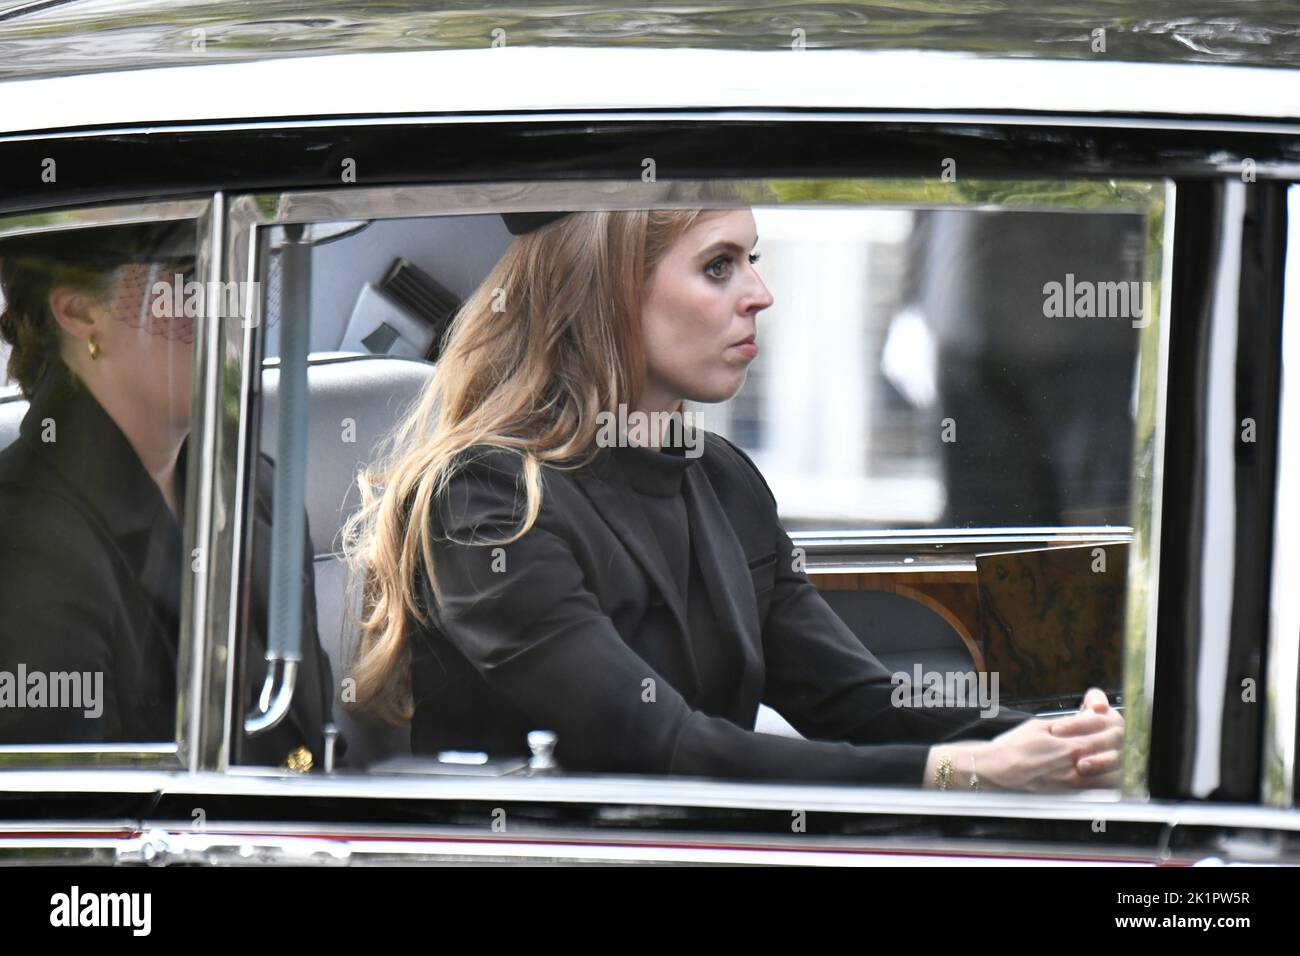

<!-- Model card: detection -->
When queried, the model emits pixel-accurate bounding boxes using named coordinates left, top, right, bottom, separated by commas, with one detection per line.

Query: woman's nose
left=745, top=272, right=774, bottom=313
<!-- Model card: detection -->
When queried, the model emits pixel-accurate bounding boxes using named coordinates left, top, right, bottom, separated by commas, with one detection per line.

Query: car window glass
left=244, top=180, right=1166, bottom=799
left=0, top=215, right=198, bottom=746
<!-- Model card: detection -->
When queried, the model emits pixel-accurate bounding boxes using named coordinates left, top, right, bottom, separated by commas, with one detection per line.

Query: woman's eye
left=705, top=256, right=731, bottom=279
left=706, top=251, right=761, bottom=280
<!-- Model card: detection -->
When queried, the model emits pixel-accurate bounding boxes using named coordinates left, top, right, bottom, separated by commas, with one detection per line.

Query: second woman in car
left=0, top=220, right=339, bottom=768
left=343, top=199, right=1123, bottom=790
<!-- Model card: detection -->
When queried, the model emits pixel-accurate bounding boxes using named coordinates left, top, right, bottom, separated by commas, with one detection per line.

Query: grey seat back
left=0, top=394, right=25, bottom=452
left=260, top=354, right=435, bottom=767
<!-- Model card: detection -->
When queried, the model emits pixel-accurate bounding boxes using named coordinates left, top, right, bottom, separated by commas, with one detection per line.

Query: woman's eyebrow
left=696, top=236, right=760, bottom=257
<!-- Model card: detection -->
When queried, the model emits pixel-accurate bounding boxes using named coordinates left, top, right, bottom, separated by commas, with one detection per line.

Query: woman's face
left=101, top=260, right=196, bottom=429
left=639, top=209, right=773, bottom=411
left=62, top=258, right=196, bottom=430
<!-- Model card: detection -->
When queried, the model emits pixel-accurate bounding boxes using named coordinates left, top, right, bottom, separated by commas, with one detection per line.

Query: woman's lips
left=730, top=335, right=757, bottom=358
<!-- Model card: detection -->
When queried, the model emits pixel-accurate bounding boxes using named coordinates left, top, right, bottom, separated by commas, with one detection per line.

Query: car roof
left=2, top=1, right=1299, bottom=84
left=1, top=45, right=1298, bottom=138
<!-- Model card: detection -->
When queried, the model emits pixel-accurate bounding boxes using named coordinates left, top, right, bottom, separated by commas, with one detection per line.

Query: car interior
left=245, top=205, right=1138, bottom=770
left=0, top=196, right=1143, bottom=771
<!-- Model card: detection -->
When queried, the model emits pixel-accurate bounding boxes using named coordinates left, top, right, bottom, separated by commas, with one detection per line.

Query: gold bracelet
left=934, top=753, right=954, bottom=790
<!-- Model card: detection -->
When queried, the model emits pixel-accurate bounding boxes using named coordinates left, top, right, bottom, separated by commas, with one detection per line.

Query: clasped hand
left=988, top=687, right=1125, bottom=791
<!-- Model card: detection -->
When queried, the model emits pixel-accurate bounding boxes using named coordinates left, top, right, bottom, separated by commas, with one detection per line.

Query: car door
left=2, top=42, right=1299, bottom=866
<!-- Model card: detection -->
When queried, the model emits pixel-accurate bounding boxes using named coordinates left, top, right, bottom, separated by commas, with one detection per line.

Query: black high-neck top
left=611, top=442, right=693, bottom=603
left=606, top=442, right=740, bottom=716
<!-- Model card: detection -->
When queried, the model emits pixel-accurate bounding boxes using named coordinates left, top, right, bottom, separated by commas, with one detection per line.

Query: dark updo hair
left=0, top=255, right=117, bottom=398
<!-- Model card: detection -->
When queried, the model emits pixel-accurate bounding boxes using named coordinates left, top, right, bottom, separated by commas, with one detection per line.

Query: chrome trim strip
left=809, top=562, right=978, bottom=575
left=793, top=527, right=1135, bottom=539
left=791, top=527, right=1133, bottom=553
left=3, top=112, right=1300, bottom=168
left=1121, top=181, right=1176, bottom=800
left=0, top=197, right=211, bottom=239
left=1, top=769, right=1299, bottom=833
left=198, top=194, right=262, bottom=772
left=0, top=197, right=210, bottom=771
left=0, top=746, right=176, bottom=763
left=183, top=191, right=225, bottom=773
left=1262, top=186, right=1300, bottom=808
left=246, top=177, right=1161, bottom=226
left=1, top=48, right=1299, bottom=136
left=0, top=830, right=1157, bottom=867
left=1192, top=180, right=1246, bottom=797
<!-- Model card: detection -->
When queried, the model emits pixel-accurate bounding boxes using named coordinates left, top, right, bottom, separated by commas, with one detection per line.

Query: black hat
left=0, top=218, right=196, bottom=271
left=500, top=211, right=576, bottom=236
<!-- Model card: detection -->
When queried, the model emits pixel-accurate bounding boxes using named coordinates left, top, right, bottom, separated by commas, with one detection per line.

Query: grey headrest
left=260, top=354, right=435, bottom=557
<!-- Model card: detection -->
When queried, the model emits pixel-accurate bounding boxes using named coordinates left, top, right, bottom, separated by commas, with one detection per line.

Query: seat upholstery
left=0, top=395, right=24, bottom=453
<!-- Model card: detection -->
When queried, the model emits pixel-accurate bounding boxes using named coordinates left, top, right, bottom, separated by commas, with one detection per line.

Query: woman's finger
left=1078, top=749, right=1120, bottom=776
left=1049, top=711, right=1111, bottom=737
left=1081, top=687, right=1110, bottom=712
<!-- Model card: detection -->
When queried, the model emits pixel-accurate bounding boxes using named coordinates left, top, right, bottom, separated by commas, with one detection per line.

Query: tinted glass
left=0, top=216, right=197, bottom=744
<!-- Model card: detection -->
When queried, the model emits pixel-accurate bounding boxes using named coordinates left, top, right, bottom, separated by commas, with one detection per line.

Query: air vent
left=378, top=258, right=462, bottom=362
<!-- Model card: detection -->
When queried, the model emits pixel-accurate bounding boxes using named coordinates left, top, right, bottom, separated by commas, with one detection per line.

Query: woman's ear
left=46, top=284, right=105, bottom=345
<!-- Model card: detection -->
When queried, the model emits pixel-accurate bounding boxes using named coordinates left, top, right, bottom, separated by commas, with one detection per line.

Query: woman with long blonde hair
left=342, top=200, right=1124, bottom=790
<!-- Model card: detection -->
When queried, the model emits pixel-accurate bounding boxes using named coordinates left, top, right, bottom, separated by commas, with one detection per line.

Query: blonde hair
left=341, top=203, right=732, bottom=723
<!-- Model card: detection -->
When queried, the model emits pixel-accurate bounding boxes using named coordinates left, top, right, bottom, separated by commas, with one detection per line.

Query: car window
left=0, top=209, right=200, bottom=752
left=231, top=178, right=1169, bottom=798
left=700, top=205, right=1148, bottom=531
left=258, top=198, right=1153, bottom=536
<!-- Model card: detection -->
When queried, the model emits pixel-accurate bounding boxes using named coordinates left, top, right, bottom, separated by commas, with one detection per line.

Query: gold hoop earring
left=87, top=337, right=100, bottom=361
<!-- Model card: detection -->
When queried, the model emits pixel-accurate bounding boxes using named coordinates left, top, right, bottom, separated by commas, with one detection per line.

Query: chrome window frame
left=1262, top=185, right=1300, bottom=809
left=217, top=176, right=1173, bottom=808
left=7, top=766, right=1300, bottom=866
left=0, top=195, right=216, bottom=770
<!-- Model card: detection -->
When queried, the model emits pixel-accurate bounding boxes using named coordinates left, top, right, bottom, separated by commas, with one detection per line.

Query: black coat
left=412, top=432, right=1030, bottom=786
left=0, top=360, right=336, bottom=768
